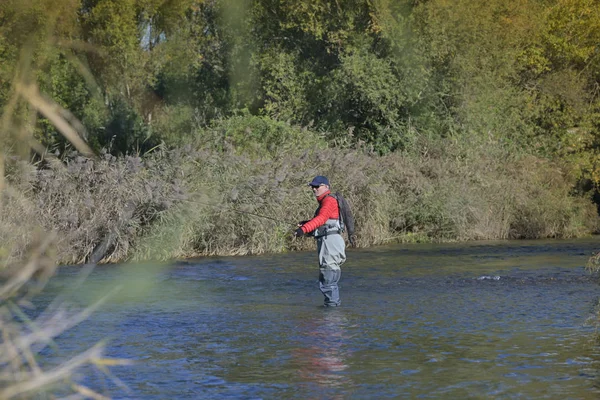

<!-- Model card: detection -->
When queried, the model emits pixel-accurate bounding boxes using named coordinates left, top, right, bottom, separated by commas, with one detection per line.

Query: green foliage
left=325, top=47, right=409, bottom=152
left=412, top=0, right=534, bottom=138
left=253, top=1, right=427, bottom=152
left=80, top=0, right=151, bottom=96
left=103, top=98, right=154, bottom=154
left=34, top=54, right=95, bottom=151
left=149, top=103, right=198, bottom=147
left=512, top=0, right=600, bottom=183
left=1, top=0, right=600, bottom=191
left=253, top=0, right=373, bottom=52
left=198, top=112, right=326, bottom=157
left=258, top=49, right=315, bottom=123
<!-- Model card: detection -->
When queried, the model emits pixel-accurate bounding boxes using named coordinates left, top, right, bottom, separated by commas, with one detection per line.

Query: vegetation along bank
left=3, top=129, right=598, bottom=265
left=1, top=0, right=600, bottom=265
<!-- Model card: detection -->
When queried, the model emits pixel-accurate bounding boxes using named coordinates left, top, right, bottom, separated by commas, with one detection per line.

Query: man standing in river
left=293, top=176, right=346, bottom=307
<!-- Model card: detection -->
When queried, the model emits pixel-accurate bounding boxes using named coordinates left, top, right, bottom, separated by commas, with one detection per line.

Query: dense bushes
left=2, top=132, right=596, bottom=265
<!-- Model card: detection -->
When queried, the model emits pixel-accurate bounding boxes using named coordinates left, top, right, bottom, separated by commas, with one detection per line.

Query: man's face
left=311, top=184, right=329, bottom=198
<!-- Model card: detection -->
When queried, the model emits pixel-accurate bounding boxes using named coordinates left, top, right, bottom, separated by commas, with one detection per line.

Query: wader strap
left=314, top=230, right=341, bottom=239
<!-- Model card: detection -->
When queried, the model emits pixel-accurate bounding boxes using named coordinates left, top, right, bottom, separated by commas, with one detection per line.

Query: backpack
left=331, top=192, right=357, bottom=247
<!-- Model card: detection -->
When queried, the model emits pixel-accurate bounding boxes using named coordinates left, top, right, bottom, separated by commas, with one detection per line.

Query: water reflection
left=293, top=310, right=353, bottom=395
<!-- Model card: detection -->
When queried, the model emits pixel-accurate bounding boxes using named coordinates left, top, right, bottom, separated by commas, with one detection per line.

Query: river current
left=38, top=238, right=600, bottom=399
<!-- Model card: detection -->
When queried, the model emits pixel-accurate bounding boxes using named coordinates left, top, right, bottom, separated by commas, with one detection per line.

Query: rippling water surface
left=40, top=239, right=600, bottom=399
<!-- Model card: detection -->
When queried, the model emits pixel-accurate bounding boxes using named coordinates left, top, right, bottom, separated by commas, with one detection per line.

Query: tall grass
left=4, top=129, right=596, bottom=265
left=0, top=52, right=129, bottom=396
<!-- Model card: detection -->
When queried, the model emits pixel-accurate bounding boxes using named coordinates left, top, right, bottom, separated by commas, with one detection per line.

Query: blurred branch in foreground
left=0, top=40, right=127, bottom=398
left=0, top=235, right=132, bottom=399
left=15, top=82, right=95, bottom=158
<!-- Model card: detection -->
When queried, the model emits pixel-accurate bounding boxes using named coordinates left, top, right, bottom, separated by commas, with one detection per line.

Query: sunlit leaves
left=258, top=49, right=314, bottom=123
left=1, top=0, right=600, bottom=173
left=268, top=0, right=372, bottom=50
left=544, top=0, right=600, bottom=68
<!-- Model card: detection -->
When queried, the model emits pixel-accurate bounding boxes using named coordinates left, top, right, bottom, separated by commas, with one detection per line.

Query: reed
left=18, top=132, right=593, bottom=263
left=0, top=47, right=129, bottom=396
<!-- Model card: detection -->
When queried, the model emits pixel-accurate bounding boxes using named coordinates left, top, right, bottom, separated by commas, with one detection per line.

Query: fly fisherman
left=293, top=176, right=346, bottom=307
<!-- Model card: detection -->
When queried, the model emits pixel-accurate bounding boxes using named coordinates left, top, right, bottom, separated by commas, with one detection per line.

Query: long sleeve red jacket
left=300, top=190, right=339, bottom=234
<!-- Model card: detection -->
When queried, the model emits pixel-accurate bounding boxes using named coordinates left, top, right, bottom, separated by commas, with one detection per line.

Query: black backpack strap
left=327, top=193, right=344, bottom=232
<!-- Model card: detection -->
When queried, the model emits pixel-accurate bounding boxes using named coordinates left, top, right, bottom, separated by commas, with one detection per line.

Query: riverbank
left=2, top=135, right=598, bottom=266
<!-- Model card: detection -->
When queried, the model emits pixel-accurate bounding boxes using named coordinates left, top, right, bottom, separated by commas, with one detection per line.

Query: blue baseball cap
left=308, top=175, right=329, bottom=187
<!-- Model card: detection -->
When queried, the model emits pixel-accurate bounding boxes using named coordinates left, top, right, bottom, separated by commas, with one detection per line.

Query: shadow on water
left=37, top=238, right=600, bottom=398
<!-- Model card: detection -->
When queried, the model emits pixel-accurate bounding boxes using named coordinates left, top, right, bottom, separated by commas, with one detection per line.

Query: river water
left=39, top=238, right=600, bottom=399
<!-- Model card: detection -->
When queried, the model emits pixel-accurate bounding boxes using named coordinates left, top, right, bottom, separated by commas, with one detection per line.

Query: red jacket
left=300, top=190, right=339, bottom=234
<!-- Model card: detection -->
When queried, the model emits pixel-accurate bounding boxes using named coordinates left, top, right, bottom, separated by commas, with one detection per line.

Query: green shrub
left=197, top=112, right=327, bottom=157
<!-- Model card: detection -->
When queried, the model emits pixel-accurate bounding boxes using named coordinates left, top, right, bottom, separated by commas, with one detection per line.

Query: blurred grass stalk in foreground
left=0, top=50, right=128, bottom=398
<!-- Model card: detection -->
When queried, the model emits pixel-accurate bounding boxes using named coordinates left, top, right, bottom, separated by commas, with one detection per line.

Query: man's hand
left=293, top=227, right=304, bottom=238
left=297, top=220, right=309, bottom=227
left=349, top=234, right=357, bottom=248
